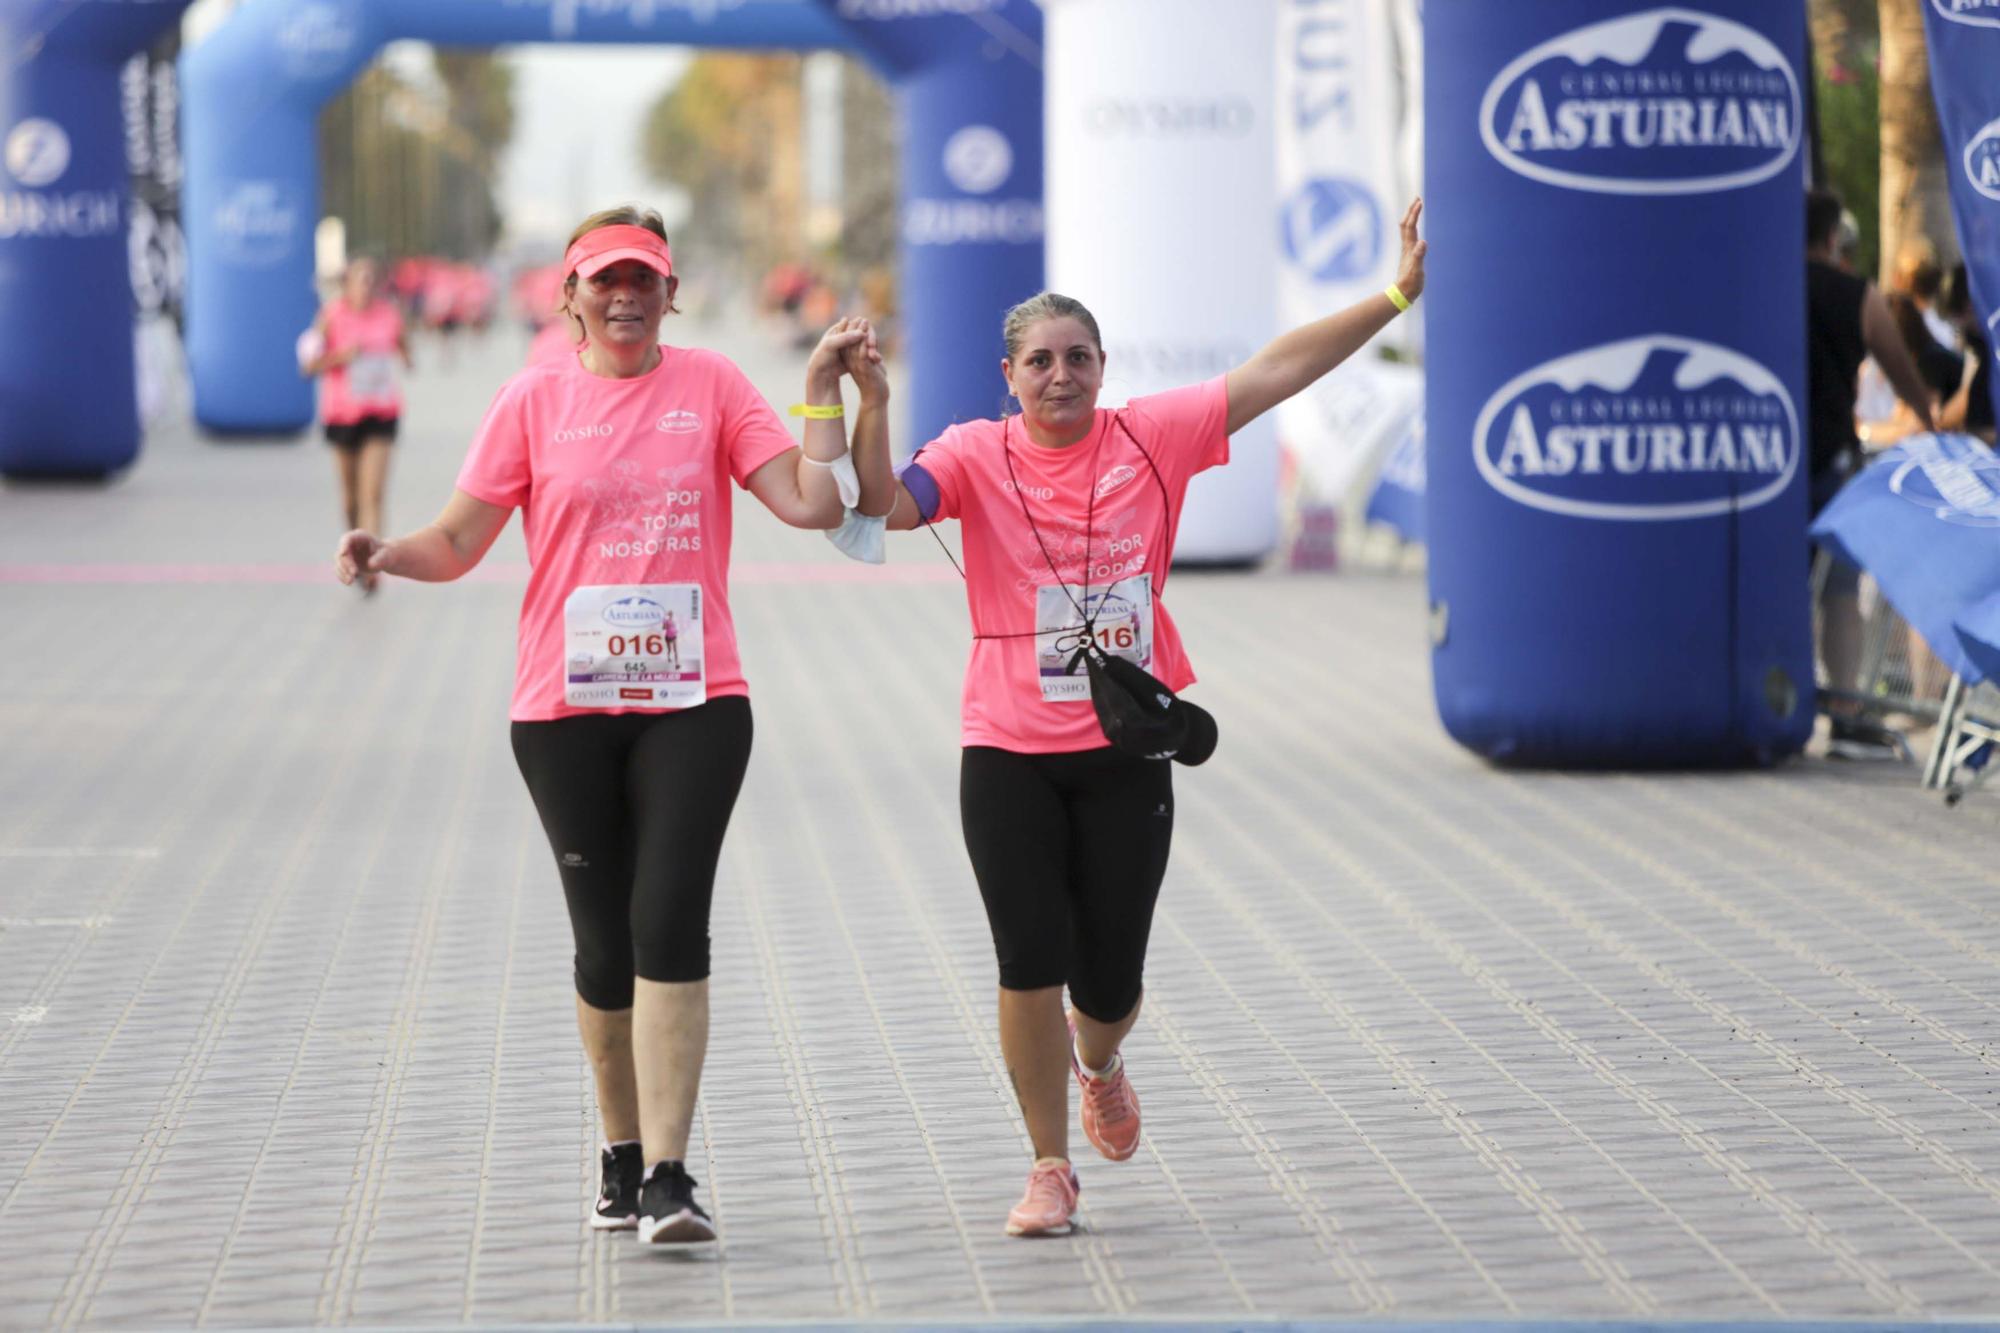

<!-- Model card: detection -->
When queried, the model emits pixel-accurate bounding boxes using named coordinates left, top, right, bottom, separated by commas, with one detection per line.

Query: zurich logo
left=1480, top=7, right=1801, bottom=195
left=1279, top=178, right=1382, bottom=283
left=942, top=125, right=1013, bottom=196
left=1888, top=435, right=2000, bottom=528
left=1474, top=334, right=1798, bottom=522
left=1966, top=118, right=2000, bottom=201
left=1931, top=0, right=2000, bottom=28
left=602, top=596, right=666, bottom=629
left=4, top=119, right=69, bottom=188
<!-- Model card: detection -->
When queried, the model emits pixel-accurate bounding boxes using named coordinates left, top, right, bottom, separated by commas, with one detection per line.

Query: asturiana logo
left=1474, top=334, right=1798, bottom=521
left=1887, top=434, right=2000, bottom=527
left=657, top=410, right=702, bottom=434
left=602, top=596, right=666, bottom=630
left=1480, top=7, right=1800, bottom=195
left=1965, top=117, right=2000, bottom=201
left=1095, top=464, right=1138, bottom=499
left=1931, top=0, right=2000, bottom=28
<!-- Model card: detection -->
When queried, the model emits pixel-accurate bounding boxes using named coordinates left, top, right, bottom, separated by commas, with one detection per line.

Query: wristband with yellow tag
left=789, top=403, right=845, bottom=420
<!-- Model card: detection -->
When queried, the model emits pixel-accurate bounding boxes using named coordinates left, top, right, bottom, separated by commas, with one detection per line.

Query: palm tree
left=1876, top=0, right=1955, bottom=280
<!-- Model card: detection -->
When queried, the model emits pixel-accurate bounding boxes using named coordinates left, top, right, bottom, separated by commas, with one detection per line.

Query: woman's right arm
left=335, top=489, right=512, bottom=585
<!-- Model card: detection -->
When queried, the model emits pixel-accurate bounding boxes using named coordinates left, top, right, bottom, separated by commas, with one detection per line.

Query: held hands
left=806, top=316, right=874, bottom=393
left=839, top=319, right=890, bottom=407
left=1394, top=197, right=1427, bottom=303
left=334, top=529, right=389, bottom=586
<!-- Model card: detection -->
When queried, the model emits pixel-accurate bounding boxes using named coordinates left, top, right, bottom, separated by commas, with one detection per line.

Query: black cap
left=1086, top=649, right=1215, bottom=764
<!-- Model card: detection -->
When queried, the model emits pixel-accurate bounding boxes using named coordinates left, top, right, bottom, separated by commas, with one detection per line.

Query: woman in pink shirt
left=333, top=206, right=876, bottom=1247
left=845, top=200, right=1428, bottom=1237
left=301, top=256, right=410, bottom=591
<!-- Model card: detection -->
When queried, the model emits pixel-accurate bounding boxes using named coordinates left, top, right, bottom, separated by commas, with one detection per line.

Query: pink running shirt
left=319, top=299, right=404, bottom=424
left=910, top=376, right=1230, bottom=752
left=456, top=346, right=798, bottom=721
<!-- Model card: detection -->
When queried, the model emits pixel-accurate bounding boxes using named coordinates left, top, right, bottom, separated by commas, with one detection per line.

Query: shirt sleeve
left=719, top=355, right=799, bottom=487
left=455, top=378, right=532, bottom=509
left=904, top=428, right=967, bottom=521
left=1125, top=374, right=1231, bottom=477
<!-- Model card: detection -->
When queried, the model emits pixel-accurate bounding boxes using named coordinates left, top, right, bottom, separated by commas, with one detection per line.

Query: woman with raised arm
left=334, top=205, right=873, bottom=1247
left=841, top=199, right=1427, bottom=1237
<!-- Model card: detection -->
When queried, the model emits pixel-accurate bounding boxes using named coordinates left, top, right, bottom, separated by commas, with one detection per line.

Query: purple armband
left=897, top=459, right=941, bottom=522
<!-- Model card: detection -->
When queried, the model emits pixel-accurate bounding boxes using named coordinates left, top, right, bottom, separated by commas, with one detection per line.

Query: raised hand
left=1395, top=197, right=1427, bottom=302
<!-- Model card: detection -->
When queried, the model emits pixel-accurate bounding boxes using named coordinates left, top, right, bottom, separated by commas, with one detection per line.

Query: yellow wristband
left=789, top=403, right=844, bottom=420
left=1384, top=284, right=1412, bottom=313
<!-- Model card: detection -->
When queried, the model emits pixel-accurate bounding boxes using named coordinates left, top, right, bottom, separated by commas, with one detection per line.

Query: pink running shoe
left=1005, top=1158, right=1080, bottom=1237
left=1071, top=1018, right=1142, bottom=1161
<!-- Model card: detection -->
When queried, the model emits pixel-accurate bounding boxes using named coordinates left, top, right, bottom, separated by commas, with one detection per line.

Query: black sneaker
left=591, top=1142, right=643, bottom=1231
left=1828, top=715, right=1908, bottom=762
left=637, top=1161, right=716, bottom=1245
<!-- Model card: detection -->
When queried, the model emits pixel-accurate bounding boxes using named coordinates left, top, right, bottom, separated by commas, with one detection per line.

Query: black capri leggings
left=510, top=697, right=752, bottom=1009
left=959, top=744, right=1174, bottom=1023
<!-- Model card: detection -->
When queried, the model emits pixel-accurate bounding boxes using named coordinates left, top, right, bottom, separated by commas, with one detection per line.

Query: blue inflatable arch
left=183, top=0, right=1044, bottom=448
left=0, top=0, right=1043, bottom=476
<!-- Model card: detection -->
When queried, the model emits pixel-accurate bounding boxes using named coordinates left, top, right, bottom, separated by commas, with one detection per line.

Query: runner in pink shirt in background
left=300, top=256, right=410, bottom=593
left=333, top=205, right=880, bottom=1247
left=840, top=198, right=1429, bottom=1238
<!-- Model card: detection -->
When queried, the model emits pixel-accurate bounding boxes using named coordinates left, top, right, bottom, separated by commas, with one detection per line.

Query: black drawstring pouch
left=1073, top=636, right=1218, bottom=767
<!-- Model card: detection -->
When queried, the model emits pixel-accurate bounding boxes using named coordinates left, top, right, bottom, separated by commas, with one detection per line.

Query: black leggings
left=510, top=697, right=752, bottom=1009
left=959, top=745, right=1174, bottom=1023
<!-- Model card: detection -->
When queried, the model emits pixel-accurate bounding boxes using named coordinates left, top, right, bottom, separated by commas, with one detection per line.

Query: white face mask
left=825, top=505, right=887, bottom=565
left=818, top=449, right=892, bottom=563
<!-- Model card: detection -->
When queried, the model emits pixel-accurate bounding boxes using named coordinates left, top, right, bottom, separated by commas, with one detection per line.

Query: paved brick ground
left=4, top=331, right=2000, bottom=1328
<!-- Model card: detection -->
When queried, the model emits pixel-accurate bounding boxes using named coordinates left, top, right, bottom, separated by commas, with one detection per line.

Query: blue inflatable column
left=1424, top=1, right=1814, bottom=765
left=0, top=3, right=191, bottom=477
left=182, top=0, right=373, bottom=436
left=895, top=58, right=1045, bottom=444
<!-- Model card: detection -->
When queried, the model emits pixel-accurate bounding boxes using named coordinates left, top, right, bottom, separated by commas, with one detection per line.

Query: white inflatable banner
left=1275, top=0, right=1422, bottom=502
left=1045, top=0, right=1280, bottom=563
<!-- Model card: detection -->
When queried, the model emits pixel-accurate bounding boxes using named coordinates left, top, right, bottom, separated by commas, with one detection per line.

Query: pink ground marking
left=0, top=561, right=958, bottom=586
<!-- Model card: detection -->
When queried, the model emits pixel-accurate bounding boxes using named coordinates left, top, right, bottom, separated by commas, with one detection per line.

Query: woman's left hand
left=807, top=316, right=872, bottom=390
left=1394, top=197, right=1427, bottom=302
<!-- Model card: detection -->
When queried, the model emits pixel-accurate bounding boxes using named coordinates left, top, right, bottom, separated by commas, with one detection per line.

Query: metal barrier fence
left=1812, top=550, right=1997, bottom=804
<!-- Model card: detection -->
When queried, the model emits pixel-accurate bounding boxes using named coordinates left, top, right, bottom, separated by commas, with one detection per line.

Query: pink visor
left=564, top=224, right=674, bottom=281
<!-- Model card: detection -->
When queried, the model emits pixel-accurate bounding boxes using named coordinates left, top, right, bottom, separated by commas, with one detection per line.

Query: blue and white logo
left=5, top=119, right=69, bottom=188
left=213, top=180, right=301, bottom=266
left=1965, top=117, right=2000, bottom=201
left=943, top=126, right=1012, bottom=196
left=1279, top=178, right=1382, bottom=283
left=1474, top=334, right=1798, bottom=521
left=1931, top=0, right=2000, bottom=29
left=838, top=0, right=1005, bottom=17
left=276, top=1, right=360, bottom=78
left=1887, top=434, right=2000, bottom=527
left=603, top=596, right=666, bottom=629
left=1480, top=8, right=1801, bottom=195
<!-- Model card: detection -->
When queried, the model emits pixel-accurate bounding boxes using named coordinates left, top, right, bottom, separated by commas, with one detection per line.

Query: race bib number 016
left=1035, top=575, right=1153, bottom=702
left=564, top=583, right=705, bottom=709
